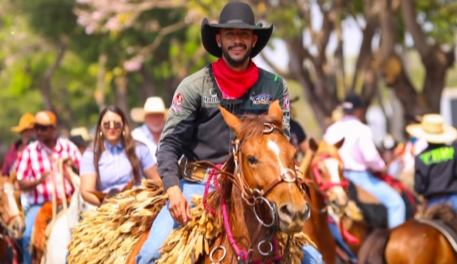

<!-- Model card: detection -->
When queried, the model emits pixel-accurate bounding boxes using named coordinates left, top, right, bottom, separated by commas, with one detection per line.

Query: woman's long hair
left=92, top=105, right=141, bottom=185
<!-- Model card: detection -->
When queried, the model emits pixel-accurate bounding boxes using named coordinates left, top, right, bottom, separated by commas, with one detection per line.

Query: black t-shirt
left=290, top=119, right=306, bottom=149
left=414, top=142, right=457, bottom=198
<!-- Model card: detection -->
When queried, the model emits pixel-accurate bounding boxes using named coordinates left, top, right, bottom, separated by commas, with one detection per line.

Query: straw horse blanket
left=68, top=180, right=315, bottom=264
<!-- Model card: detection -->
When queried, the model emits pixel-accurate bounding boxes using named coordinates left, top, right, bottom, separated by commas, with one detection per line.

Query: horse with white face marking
left=299, top=138, right=349, bottom=264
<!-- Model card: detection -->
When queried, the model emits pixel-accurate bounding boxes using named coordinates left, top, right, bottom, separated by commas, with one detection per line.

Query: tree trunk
left=421, top=48, right=455, bottom=112
left=139, top=66, right=156, bottom=101
left=115, top=73, right=129, bottom=118
left=95, top=53, right=107, bottom=112
left=41, top=40, right=67, bottom=115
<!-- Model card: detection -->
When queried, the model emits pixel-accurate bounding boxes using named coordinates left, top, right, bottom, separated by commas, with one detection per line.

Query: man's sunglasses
left=34, top=125, right=53, bottom=131
left=102, top=121, right=123, bottom=130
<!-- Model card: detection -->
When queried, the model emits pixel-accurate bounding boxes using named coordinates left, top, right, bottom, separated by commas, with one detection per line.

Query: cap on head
left=35, top=111, right=57, bottom=126
left=342, top=91, right=363, bottom=113
left=11, top=112, right=35, bottom=132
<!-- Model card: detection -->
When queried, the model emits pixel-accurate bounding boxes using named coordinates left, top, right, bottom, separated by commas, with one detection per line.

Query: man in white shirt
left=324, top=91, right=406, bottom=229
left=131, top=97, right=167, bottom=158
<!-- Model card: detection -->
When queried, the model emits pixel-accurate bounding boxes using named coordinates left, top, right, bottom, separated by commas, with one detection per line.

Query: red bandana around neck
left=212, top=57, right=259, bottom=99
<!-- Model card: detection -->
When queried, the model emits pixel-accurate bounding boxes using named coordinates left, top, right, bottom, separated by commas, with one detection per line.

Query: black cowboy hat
left=201, top=1, right=273, bottom=58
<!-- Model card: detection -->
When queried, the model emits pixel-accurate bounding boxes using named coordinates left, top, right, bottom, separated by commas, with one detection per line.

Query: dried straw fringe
left=67, top=180, right=167, bottom=264
left=68, top=180, right=316, bottom=264
left=157, top=197, right=316, bottom=264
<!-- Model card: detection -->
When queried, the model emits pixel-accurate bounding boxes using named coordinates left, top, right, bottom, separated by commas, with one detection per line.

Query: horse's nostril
left=279, top=205, right=293, bottom=219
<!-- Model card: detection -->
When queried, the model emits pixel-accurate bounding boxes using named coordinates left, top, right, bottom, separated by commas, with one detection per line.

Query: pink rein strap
left=203, top=165, right=281, bottom=262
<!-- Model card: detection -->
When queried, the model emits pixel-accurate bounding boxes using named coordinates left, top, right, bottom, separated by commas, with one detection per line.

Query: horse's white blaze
left=267, top=139, right=295, bottom=185
left=4, top=183, right=20, bottom=216
left=268, top=139, right=284, bottom=169
left=323, top=158, right=347, bottom=202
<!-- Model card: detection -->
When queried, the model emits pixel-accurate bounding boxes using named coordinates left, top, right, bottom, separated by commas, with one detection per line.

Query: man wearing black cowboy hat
left=137, top=2, right=323, bottom=264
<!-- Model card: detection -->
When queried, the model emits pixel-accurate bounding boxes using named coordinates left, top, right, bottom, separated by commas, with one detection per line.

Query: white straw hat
left=406, top=114, right=457, bottom=144
left=130, top=97, right=167, bottom=123
left=70, top=127, right=92, bottom=141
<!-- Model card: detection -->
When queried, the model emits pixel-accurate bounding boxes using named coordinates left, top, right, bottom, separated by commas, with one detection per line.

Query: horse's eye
left=247, top=156, right=258, bottom=165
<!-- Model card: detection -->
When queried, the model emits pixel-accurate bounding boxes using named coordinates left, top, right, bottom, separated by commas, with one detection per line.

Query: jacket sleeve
left=156, top=79, right=200, bottom=191
left=414, top=156, right=428, bottom=194
left=275, top=77, right=291, bottom=140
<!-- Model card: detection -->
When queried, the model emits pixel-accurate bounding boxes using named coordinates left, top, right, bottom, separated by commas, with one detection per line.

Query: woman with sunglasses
left=80, top=105, right=161, bottom=206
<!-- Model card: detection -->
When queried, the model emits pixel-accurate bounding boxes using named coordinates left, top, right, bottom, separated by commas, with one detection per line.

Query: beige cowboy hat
left=130, top=97, right=167, bottom=123
left=406, top=114, right=457, bottom=144
left=11, top=112, right=35, bottom=132
left=70, top=127, right=92, bottom=142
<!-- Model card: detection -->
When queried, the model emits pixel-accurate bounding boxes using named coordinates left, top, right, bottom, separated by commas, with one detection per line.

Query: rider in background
left=137, top=2, right=323, bottom=263
left=69, top=127, right=93, bottom=155
left=130, top=96, right=167, bottom=156
left=2, top=113, right=36, bottom=176
left=15, top=111, right=81, bottom=264
left=324, top=91, right=406, bottom=229
left=406, top=114, right=457, bottom=213
left=401, top=113, right=428, bottom=174
left=289, top=96, right=307, bottom=160
left=80, top=105, right=161, bottom=206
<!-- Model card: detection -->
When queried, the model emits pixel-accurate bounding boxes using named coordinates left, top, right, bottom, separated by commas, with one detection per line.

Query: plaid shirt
left=1, top=140, right=21, bottom=176
left=16, top=138, right=81, bottom=205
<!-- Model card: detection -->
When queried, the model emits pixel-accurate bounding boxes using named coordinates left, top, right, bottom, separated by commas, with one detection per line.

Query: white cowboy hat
left=406, top=114, right=457, bottom=144
left=130, top=97, right=167, bottom=123
left=70, top=127, right=92, bottom=142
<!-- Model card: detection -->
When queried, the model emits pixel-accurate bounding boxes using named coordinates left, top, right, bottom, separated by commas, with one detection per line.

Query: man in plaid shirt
left=2, top=113, right=36, bottom=176
left=15, top=111, right=81, bottom=264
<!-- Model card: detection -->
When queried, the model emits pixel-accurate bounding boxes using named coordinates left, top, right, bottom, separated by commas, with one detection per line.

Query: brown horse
left=299, top=138, right=349, bottom=264
left=200, top=102, right=311, bottom=263
left=358, top=204, right=457, bottom=264
left=122, top=101, right=311, bottom=264
left=0, top=175, right=26, bottom=263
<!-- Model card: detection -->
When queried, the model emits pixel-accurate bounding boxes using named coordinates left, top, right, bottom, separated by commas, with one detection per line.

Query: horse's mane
left=424, top=204, right=457, bottom=230
left=237, top=114, right=282, bottom=141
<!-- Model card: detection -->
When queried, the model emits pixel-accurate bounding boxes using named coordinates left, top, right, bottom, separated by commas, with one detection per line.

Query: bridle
left=200, top=122, right=311, bottom=263
left=311, top=153, right=348, bottom=193
left=232, top=123, right=308, bottom=205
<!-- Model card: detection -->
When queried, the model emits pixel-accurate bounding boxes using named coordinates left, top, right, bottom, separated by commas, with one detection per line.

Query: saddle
left=347, top=179, right=417, bottom=229
left=416, top=218, right=457, bottom=253
left=30, top=199, right=71, bottom=264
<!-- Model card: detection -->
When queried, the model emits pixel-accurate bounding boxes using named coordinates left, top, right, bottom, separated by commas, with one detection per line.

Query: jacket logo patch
left=203, top=95, right=220, bottom=104
left=284, top=94, right=290, bottom=111
left=171, top=93, right=184, bottom=113
left=250, top=93, right=273, bottom=105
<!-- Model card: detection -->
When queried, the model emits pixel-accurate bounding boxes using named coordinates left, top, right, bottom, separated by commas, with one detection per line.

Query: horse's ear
left=334, top=138, right=345, bottom=149
left=122, top=178, right=135, bottom=192
left=218, top=105, right=242, bottom=134
left=309, top=138, right=318, bottom=152
left=268, top=100, right=283, bottom=128
left=88, top=190, right=107, bottom=204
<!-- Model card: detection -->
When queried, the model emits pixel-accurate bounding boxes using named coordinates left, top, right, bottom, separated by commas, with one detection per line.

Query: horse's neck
left=299, top=150, right=313, bottom=176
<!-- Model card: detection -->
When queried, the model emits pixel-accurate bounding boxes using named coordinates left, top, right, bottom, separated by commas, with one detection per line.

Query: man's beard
left=221, top=43, right=252, bottom=68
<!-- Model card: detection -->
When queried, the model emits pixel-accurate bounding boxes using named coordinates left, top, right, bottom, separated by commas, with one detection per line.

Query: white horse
left=42, top=164, right=97, bottom=264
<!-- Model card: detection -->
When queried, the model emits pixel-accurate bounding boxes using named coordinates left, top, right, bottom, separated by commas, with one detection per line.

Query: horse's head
left=308, top=138, right=349, bottom=213
left=0, top=175, right=25, bottom=239
left=219, top=101, right=309, bottom=235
